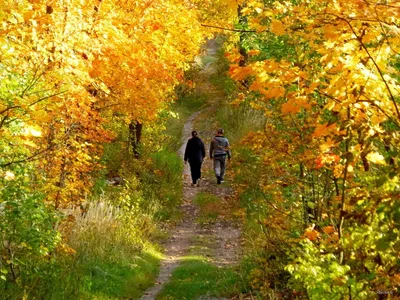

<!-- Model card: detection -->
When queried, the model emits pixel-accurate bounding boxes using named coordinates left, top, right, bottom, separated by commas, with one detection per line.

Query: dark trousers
left=189, top=160, right=202, bottom=184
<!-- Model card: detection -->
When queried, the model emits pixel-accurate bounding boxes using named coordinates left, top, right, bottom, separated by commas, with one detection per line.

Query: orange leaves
left=227, top=0, right=245, bottom=10
left=225, top=52, right=244, bottom=63
left=281, top=96, right=311, bottom=114
left=305, top=82, right=319, bottom=94
left=303, top=224, right=320, bottom=241
left=29, top=109, right=53, bottom=123
left=247, top=49, right=260, bottom=56
left=312, top=123, right=337, bottom=138
left=304, top=230, right=319, bottom=241
left=320, top=138, right=339, bottom=153
left=23, top=11, right=35, bottom=22
left=226, top=1, right=400, bottom=294
left=0, top=0, right=215, bottom=209
left=249, top=81, right=264, bottom=92
left=151, top=22, right=162, bottom=31
left=323, top=24, right=338, bottom=40
left=230, top=66, right=254, bottom=81
left=261, top=87, right=285, bottom=100
left=315, top=153, right=340, bottom=169
left=281, top=102, right=300, bottom=115
left=322, top=226, right=335, bottom=235
left=303, top=225, right=338, bottom=242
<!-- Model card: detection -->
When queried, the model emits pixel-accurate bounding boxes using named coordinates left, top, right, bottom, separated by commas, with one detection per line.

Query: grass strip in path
left=156, top=255, right=240, bottom=300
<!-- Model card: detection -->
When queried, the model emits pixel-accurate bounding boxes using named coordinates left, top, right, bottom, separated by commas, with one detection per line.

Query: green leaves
left=0, top=169, right=61, bottom=284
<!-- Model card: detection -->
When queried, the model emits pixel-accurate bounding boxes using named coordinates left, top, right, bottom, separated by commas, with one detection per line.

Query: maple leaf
left=281, top=102, right=301, bottom=114
left=312, top=123, right=336, bottom=138
left=322, top=226, right=335, bottom=235
left=261, top=87, right=285, bottom=99
left=281, top=97, right=311, bottom=114
left=304, top=228, right=319, bottom=241
left=249, top=81, right=264, bottom=92
left=247, top=49, right=260, bottom=56
left=270, top=19, right=285, bottom=36
left=231, top=66, right=254, bottom=81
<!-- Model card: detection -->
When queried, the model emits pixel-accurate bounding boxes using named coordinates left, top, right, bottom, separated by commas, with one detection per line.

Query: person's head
left=217, top=128, right=224, bottom=136
left=191, top=130, right=198, bottom=137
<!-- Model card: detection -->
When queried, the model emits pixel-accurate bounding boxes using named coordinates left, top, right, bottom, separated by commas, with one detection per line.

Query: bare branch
left=201, top=24, right=256, bottom=33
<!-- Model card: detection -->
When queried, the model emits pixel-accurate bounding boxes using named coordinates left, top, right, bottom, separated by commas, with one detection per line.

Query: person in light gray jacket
left=209, top=128, right=231, bottom=184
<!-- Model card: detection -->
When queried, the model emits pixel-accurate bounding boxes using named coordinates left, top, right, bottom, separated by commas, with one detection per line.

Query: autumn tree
left=227, top=0, right=400, bottom=297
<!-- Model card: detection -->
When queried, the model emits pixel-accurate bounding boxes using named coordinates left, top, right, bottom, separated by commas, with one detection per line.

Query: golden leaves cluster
left=0, top=0, right=219, bottom=207
left=231, top=0, right=400, bottom=174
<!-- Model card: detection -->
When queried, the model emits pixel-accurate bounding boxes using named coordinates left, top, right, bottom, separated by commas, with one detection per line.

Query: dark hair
left=191, top=130, right=198, bottom=137
left=217, top=128, right=224, bottom=134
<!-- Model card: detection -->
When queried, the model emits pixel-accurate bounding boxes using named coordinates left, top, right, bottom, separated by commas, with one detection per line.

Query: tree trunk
left=238, top=4, right=248, bottom=68
left=129, top=121, right=143, bottom=158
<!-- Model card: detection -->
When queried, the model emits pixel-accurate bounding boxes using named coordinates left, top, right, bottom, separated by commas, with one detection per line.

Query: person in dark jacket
left=209, top=128, right=231, bottom=184
left=184, top=130, right=206, bottom=187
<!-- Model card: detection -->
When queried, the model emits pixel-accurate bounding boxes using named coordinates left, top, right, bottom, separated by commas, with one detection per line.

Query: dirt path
left=140, top=38, right=241, bottom=300
left=141, top=109, right=241, bottom=299
left=140, top=112, right=202, bottom=300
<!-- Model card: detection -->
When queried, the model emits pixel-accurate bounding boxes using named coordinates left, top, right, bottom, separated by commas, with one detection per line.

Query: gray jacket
left=210, top=136, right=231, bottom=158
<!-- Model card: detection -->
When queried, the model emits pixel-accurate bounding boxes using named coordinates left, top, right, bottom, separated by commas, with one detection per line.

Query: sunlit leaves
left=0, top=0, right=220, bottom=208
left=228, top=0, right=400, bottom=296
left=270, top=20, right=285, bottom=36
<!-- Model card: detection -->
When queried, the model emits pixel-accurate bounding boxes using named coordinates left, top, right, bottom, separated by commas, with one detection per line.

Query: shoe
left=196, top=179, right=200, bottom=187
left=191, top=183, right=195, bottom=187
left=217, top=176, right=221, bottom=184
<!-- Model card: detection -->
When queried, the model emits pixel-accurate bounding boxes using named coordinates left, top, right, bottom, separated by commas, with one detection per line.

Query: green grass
left=193, top=192, right=219, bottom=206
left=190, top=235, right=216, bottom=257
left=22, top=245, right=163, bottom=300
left=81, top=246, right=163, bottom=299
left=193, top=192, right=222, bottom=224
left=156, top=256, right=241, bottom=300
left=215, top=104, right=266, bottom=144
left=164, top=92, right=207, bottom=152
left=200, top=55, right=218, bottom=67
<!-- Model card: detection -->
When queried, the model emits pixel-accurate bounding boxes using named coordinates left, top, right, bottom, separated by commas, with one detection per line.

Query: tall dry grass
left=64, top=199, right=151, bottom=262
left=216, top=103, right=266, bottom=144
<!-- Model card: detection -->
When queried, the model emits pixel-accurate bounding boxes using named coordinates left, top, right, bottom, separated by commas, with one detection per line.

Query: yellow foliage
left=0, top=0, right=234, bottom=208
left=270, top=19, right=285, bottom=36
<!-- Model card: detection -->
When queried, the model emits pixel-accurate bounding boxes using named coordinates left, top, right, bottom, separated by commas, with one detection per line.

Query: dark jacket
left=184, top=136, right=206, bottom=163
left=210, top=136, right=231, bottom=158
